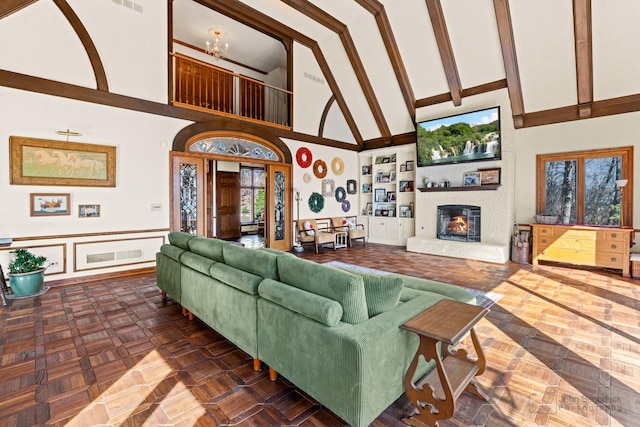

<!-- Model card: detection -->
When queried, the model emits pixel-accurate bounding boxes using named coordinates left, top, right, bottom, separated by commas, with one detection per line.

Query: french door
left=170, top=153, right=291, bottom=249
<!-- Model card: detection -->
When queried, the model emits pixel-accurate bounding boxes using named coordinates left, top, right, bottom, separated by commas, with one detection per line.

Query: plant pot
left=8, top=269, right=45, bottom=296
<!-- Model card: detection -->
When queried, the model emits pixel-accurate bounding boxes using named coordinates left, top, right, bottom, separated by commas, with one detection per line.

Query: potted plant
left=8, top=248, right=48, bottom=296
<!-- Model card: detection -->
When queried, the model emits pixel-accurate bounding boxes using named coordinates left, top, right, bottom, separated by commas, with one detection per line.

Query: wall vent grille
left=111, top=0, right=143, bottom=13
left=303, top=72, right=325, bottom=85
left=116, top=249, right=143, bottom=260
left=87, top=252, right=115, bottom=264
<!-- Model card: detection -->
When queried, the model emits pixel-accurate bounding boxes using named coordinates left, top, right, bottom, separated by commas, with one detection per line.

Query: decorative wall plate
left=313, top=159, right=328, bottom=178
left=303, top=172, right=312, bottom=183
left=346, top=179, right=357, bottom=194
left=331, top=157, right=345, bottom=175
left=322, top=179, right=335, bottom=197
left=341, top=199, right=351, bottom=212
left=308, top=192, right=325, bottom=213
left=335, top=186, right=346, bottom=202
left=296, top=147, right=312, bottom=168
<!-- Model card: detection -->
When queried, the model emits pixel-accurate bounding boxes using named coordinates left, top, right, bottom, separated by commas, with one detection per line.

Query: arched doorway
left=170, top=130, right=292, bottom=251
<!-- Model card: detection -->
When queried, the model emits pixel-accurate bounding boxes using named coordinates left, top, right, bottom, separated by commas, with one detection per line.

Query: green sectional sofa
left=155, top=232, right=475, bottom=427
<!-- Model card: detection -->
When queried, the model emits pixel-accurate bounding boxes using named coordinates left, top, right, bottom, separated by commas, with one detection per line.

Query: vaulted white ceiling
left=174, top=0, right=640, bottom=146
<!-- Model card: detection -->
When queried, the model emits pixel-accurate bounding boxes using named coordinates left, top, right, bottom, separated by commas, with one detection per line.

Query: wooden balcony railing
left=172, top=53, right=292, bottom=128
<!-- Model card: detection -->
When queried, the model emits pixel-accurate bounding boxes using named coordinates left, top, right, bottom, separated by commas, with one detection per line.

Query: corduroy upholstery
left=155, top=232, right=477, bottom=427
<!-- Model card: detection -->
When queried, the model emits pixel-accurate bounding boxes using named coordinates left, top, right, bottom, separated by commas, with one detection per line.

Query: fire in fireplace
left=437, top=205, right=481, bottom=242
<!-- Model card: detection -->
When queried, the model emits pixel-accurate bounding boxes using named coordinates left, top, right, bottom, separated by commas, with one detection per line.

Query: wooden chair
left=298, top=219, right=337, bottom=253
left=0, top=265, right=8, bottom=306
left=331, top=217, right=366, bottom=247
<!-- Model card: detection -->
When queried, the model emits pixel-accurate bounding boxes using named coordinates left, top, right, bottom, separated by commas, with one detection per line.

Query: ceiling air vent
left=303, top=72, right=325, bottom=85
left=111, top=0, right=143, bottom=13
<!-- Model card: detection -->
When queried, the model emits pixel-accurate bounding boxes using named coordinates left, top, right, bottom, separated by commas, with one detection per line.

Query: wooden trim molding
left=425, top=0, right=462, bottom=107
left=11, top=228, right=170, bottom=242
left=362, top=131, right=415, bottom=151
left=52, top=0, right=109, bottom=92
left=573, top=0, right=593, bottom=119
left=319, top=94, right=336, bottom=137
left=282, top=0, right=391, bottom=139
left=493, top=0, right=525, bottom=128
left=0, top=0, right=37, bottom=19
left=415, top=80, right=507, bottom=109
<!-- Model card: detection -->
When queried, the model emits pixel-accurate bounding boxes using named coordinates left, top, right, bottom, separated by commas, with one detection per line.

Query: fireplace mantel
left=418, top=184, right=501, bottom=192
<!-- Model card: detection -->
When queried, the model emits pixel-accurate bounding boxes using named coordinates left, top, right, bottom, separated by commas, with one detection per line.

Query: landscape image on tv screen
left=416, top=106, right=500, bottom=167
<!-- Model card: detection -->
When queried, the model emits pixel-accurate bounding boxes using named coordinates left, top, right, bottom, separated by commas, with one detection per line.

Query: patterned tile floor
left=1, top=243, right=639, bottom=426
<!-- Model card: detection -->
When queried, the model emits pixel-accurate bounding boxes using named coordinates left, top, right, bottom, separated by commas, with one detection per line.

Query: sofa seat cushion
left=339, top=269, right=404, bottom=317
left=188, top=236, right=228, bottom=262
left=168, top=231, right=195, bottom=250
left=160, top=244, right=185, bottom=262
left=259, top=279, right=343, bottom=327
left=223, top=244, right=279, bottom=280
left=276, top=256, right=368, bottom=324
left=180, top=252, right=217, bottom=276
left=209, top=263, right=262, bottom=295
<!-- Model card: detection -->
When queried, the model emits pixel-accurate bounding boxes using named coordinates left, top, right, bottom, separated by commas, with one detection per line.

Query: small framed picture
left=375, top=209, right=383, bottom=217
left=400, top=164, right=407, bottom=172
left=390, top=154, right=396, bottom=163
left=79, top=204, right=100, bottom=218
left=399, top=205, right=411, bottom=218
left=399, top=181, right=414, bottom=192
left=362, top=165, right=371, bottom=175
left=366, top=202, right=373, bottom=215
left=387, top=191, right=396, bottom=202
left=382, top=157, right=390, bottom=164
left=375, top=188, right=387, bottom=202
left=463, top=171, right=482, bottom=186
left=382, top=173, right=390, bottom=183
left=405, top=160, right=414, bottom=171
left=362, top=183, right=372, bottom=193
left=479, top=167, right=501, bottom=185
left=390, top=171, right=396, bottom=182
left=30, top=193, right=71, bottom=216
left=347, top=179, right=357, bottom=194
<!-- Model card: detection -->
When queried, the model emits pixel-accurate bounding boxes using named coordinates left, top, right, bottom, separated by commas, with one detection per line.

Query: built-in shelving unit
left=358, top=145, right=416, bottom=245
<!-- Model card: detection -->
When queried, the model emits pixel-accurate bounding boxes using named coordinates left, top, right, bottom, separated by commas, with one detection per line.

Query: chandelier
left=205, top=28, right=229, bottom=60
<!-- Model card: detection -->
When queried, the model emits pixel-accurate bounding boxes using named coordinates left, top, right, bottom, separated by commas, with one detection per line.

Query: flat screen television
left=416, top=106, right=500, bottom=167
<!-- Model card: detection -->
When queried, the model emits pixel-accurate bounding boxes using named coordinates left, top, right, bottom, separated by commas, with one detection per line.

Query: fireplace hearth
left=437, top=205, right=481, bottom=242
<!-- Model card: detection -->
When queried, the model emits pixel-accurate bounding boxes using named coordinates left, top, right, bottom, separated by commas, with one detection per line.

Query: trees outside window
left=240, top=167, right=265, bottom=224
left=537, top=147, right=633, bottom=226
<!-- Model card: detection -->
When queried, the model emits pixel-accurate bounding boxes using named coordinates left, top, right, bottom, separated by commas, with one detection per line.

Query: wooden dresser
left=531, top=224, right=634, bottom=277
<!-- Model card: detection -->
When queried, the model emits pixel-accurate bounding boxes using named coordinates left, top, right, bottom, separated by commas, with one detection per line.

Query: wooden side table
left=401, top=299, right=489, bottom=427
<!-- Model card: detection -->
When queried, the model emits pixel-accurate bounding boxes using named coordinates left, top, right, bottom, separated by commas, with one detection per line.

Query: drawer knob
left=612, top=233, right=617, bottom=238
left=542, top=239, right=547, bottom=244
left=612, top=244, right=617, bottom=249
left=542, top=229, right=548, bottom=233
left=611, top=257, right=617, bottom=262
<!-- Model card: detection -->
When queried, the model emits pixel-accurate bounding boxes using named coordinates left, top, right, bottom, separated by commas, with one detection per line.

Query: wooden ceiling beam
left=493, top=0, right=525, bottom=128
left=355, top=0, right=416, bottom=122
left=281, top=0, right=391, bottom=139
left=52, top=0, right=108, bottom=92
left=415, top=79, right=507, bottom=109
left=193, top=0, right=363, bottom=146
left=0, top=0, right=36, bottom=19
left=425, top=0, right=462, bottom=107
left=573, top=0, right=593, bottom=119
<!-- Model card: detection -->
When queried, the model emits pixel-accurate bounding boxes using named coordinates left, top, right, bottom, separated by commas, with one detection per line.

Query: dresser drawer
left=536, top=247, right=597, bottom=266
left=596, top=253, right=624, bottom=268
left=599, top=230, right=626, bottom=242
left=596, top=240, right=624, bottom=254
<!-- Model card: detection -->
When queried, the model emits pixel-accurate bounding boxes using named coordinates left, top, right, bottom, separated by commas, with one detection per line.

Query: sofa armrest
left=259, top=279, right=343, bottom=326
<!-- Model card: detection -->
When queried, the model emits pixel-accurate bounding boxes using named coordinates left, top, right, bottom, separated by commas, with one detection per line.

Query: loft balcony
left=171, top=53, right=292, bottom=129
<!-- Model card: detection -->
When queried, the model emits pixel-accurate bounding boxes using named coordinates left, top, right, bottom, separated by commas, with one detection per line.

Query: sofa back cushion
left=180, top=252, right=217, bottom=276
left=188, top=237, right=227, bottom=262
left=340, top=269, right=404, bottom=317
left=259, top=279, right=343, bottom=327
left=160, top=244, right=185, bottom=262
left=168, top=231, right=195, bottom=250
left=276, top=256, right=368, bottom=324
left=223, top=244, right=279, bottom=280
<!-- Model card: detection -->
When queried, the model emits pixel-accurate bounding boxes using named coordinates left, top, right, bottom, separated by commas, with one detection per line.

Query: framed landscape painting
left=10, top=136, right=116, bottom=187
